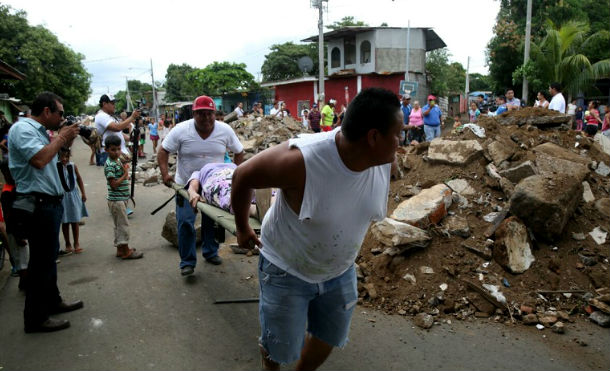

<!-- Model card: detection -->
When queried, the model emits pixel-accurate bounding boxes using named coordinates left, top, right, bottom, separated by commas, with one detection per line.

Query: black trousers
left=24, top=198, right=64, bottom=327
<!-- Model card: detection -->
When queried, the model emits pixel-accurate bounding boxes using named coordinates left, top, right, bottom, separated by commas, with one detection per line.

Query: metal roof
left=260, top=76, right=318, bottom=88
left=301, top=26, right=446, bottom=52
left=0, top=59, right=26, bottom=80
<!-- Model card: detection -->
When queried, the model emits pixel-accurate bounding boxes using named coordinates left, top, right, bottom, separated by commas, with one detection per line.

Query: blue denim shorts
left=258, top=255, right=358, bottom=364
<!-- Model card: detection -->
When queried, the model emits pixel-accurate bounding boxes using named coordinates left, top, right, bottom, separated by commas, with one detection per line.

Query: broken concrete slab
left=487, top=140, right=517, bottom=166
left=535, top=152, right=590, bottom=183
left=427, top=139, right=483, bottom=165
left=509, top=175, right=583, bottom=242
left=582, top=181, right=595, bottom=203
left=589, top=311, right=610, bottom=327
left=390, top=184, right=452, bottom=227
left=442, top=215, right=471, bottom=238
left=445, top=179, right=476, bottom=196
left=596, top=161, right=610, bottom=177
left=370, top=218, right=432, bottom=254
left=589, top=227, right=608, bottom=245
left=493, top=216, right=536, bottom=274
left=499, top=161, right=538, bottom=184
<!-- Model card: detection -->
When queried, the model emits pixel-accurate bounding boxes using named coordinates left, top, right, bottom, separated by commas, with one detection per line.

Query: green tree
left=261, top=42, right=320, bottom=82
left=164, top=63, right=199, bottom=102
left=426, top=49, right=466, bottom=96
left=0, top=5, right=91, bottom=114
left=487, top=0, right=610, bottom=94
left=113, top=80, right=154, bottom=113
left=190, top=62, right=257, bottom=96
left=513, top=20, right=610, bottom=98
left=469, top=73, right=493, bottom=91
left=327, top=16, right=368, bottom=30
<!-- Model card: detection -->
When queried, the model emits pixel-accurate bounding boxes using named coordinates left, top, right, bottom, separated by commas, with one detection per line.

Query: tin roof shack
left=262, top=27, right=446, bottom=118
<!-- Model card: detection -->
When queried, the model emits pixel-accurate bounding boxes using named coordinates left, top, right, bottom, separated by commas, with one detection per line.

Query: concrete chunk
left=487, top=140, right=516, bottom=166
left=371, top=218, right=431, bottom=254
left=427, top=139, right=483, bottom=165
left=391, top=184, right=452, bottom=227
left=509, top=175, right=582, bottom=242
left=445, top=179, right=476, bottom=196
left=499, top=161, right=537, bottom=184
left=493, top=216, right=536, bottom=274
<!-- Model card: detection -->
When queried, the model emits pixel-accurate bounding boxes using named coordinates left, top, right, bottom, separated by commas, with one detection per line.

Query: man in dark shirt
left=308, top=104, right=321, bottom=133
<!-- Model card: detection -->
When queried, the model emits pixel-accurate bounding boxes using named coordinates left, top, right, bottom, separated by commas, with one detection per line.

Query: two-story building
left=261, top=26, right=446, bottom=119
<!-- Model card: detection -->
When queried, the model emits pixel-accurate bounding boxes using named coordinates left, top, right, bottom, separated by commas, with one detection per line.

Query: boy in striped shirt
left=104, top=135, right=143, bottom=260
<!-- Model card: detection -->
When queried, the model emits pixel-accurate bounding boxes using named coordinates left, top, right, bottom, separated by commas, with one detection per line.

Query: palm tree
left=531, top=20, right=610, bottom=98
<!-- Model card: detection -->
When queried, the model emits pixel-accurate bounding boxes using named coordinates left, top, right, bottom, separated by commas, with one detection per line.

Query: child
left=137, top=117, right=146, bottom=158
left=469, top=101, right=481, bottom=123
left=104, top=135, right=143, bottom=260
left=147, top=118, right=159, bottom=154
left=58, top=147, right=88, bottom=255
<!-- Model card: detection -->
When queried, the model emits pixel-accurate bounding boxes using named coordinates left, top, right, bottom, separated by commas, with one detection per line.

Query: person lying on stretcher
left=186, top=162, right=274, bottom=221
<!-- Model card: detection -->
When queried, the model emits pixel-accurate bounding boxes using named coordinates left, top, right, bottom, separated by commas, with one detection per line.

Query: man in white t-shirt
left=231, top=88, right=401, bottom=370
left=548, top=82, right=566, bottom=114
left=158, top=95, right=245, bottom=276
left=234, top=102, right=244, bottom=117
left=94, top=94, right=140, bottom=164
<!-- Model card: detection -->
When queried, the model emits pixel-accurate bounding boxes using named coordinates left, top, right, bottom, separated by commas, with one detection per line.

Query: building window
left=344, top=36, right=356, bottom=65
left=360, top=40, right=371, bottom=64
left=331, top=47, right=341, bottom=68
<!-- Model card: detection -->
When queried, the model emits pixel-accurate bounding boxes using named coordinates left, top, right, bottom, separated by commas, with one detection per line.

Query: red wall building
left=264, top=73, right=404, bottom=120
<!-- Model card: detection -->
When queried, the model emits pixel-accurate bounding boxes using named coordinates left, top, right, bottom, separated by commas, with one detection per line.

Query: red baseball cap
left=192, top=95, right=216, bottom=111
left=427, top=95, right=436, bottom=101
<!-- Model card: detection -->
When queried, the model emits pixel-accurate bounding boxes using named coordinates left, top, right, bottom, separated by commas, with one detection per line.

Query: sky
left=5, top=0, right=500, bottom=105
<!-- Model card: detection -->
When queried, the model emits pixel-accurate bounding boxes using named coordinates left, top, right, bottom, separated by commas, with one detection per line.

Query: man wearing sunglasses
left=8, top=92, right=83, bottom=333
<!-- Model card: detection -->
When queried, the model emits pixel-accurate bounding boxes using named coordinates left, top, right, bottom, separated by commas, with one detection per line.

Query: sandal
left=74, top=247, right=84, bottom=254
left=121, top=249, right=143, bottom=260
left=116, top=248, right=137, bottom=257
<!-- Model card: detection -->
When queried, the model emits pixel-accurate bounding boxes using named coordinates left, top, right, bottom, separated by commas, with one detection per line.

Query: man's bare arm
left=157, top=147, right=173, bottom=186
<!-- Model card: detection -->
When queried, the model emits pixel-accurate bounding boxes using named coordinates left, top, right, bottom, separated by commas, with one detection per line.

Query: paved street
left=0, top=139, right=608, bottom=371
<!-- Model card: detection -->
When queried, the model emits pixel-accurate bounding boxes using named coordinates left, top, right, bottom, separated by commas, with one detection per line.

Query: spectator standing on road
left=158, top=95, right=245, bottom=277
left=468, top=101, right=481, bottom=123
left=534, top=91, right=549, bottom=108
left=308, top=104, right=321, bottom=133
left=505, top=89, right=521, bottom=111
left=400, top=94, right=412, bottom=145
left=148, top=118, right=160, bottom=154
left=8, top=92, right=83, bottom=333
left=234, top=102, right=244, bottom=118
left=94, top=94, right=140, bottom=164
left=301, top=109, right=310, bottom=129
left=103, top=135, right=143, bottom=260
left=584, top=100, right=603, bottom=137
left=548, top=82, right=566, bottom=114
left=321, top=99, right=336, bottom=132
left=57, top=147, right=88, bottom=256
left=231, top=87, right=401, bottom=371
left=407, top=100, right=424, bottom=145
left=422, top=94, right=443, bottom=141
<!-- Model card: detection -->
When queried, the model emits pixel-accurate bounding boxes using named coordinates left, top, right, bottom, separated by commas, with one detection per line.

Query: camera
left=64, top=115, right=93, bottom=139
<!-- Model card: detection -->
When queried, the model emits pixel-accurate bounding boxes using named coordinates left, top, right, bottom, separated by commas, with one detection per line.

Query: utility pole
left=465, top=56, right=470, bottom=113
left=405, top=20, right=411, bottom=83
left=125, top=76, right=132, bottom=112
left=522, top=0, right=532, bottom=104
left=150, top=58, right=159, bottom=121
left=312, top=0, right=327, bottom=104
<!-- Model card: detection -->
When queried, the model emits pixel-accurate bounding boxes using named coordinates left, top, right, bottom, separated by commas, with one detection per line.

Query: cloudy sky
left=6, top=0, right=500, bottom=105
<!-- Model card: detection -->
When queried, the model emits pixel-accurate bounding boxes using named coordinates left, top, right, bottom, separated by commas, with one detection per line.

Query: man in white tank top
left=231, top=88, right=402, bottom=370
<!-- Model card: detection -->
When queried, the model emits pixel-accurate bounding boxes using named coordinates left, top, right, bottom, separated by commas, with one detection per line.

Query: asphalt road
left=0, top=138, right=608, bottom=371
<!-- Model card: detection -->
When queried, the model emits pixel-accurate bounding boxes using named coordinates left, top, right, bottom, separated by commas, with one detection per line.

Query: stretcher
left=170, top=182, right=261, bottom=236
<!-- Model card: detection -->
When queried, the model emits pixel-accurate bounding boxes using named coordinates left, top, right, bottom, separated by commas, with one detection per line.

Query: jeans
left=258, top=255, right=357, bottom=364
left=175, top=197, right=219, bottom=269
left=24, top=198, right=64, bottom=327
left=96, top=151, right=108, bottom=166
left=424, top=124, right=441, bottom=141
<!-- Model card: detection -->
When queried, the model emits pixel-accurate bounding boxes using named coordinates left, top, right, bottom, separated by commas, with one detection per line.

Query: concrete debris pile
left=358, top=107, right=610, bottom=332
left=227, top=114, right=312, bottom=160
left=133, top=153, right=176, bottom=187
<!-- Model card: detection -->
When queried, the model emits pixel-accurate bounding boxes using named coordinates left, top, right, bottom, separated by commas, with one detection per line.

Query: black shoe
left=181, top=266, right=194, bottom=276
left=50, top=300, right=84, bottom=314
left=206, top=256, right=222, bottom=265
left=25, top=318, right=70, bottom=333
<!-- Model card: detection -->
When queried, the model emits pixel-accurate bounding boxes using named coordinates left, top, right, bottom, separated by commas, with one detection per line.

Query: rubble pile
left=227, top=115, right=312, bottom=160
left=358, top=108, right=610, bottom=332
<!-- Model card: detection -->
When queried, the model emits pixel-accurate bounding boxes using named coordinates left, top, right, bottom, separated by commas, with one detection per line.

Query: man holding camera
left=94, top=94, right=140, bottom=164
left=8, top=92, right=83, bottom=333
left=422, top=94, right=443, bottom=142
